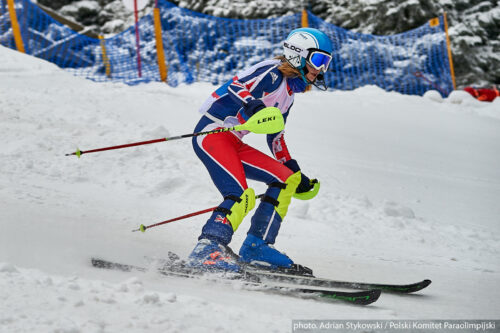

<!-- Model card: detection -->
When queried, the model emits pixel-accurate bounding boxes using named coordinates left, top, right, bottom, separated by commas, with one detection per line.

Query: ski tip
left=400, top=279, right=432, bottom=293
left=419, top=279, right=432, bottom=290
left=375, top=279, right=432, bottom=294
left=359, top=289, right=381, bottom=305
left=321, top=289, right=381, bottom=306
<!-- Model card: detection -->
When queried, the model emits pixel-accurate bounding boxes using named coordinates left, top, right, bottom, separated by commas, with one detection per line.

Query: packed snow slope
left=1, top=45, right=499, bottom=332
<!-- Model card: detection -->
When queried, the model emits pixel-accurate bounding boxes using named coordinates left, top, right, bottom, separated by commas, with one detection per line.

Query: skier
left=189, top=28, right=333, bottom=273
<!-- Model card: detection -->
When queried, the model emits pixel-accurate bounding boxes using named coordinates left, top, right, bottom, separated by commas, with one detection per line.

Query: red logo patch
left=214, top=215, right=231, bottom=226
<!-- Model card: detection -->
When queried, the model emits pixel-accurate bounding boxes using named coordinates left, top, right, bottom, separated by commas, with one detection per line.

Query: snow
left=102, top=19, right=127, bottom=35
left=1, top=45, right=500, bottom=331
left=60, top=1, right=101, bottom=16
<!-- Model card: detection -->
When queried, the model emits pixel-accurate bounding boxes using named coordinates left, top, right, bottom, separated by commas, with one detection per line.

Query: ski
left=243, top=266, right=431, bottom=294
left=90, top=258, right=380, bottom=305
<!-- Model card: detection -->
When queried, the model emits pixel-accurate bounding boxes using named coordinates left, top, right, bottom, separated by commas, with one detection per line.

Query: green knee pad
left=275, top=171, right=301, bottom=219
left=226, top=188, right=256, bottom=231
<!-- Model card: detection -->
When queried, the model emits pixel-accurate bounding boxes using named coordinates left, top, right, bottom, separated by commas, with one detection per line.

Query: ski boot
left=187, top=238, right=242, bottom=273
left=239, top=233, right=293, bottom=268
left=239, top=234, right=313, bottom=276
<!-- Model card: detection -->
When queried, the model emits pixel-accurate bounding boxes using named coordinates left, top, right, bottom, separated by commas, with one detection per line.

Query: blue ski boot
left=187, top=238, right=242, bottom=273
left=239, top=234, right=293, bottom=269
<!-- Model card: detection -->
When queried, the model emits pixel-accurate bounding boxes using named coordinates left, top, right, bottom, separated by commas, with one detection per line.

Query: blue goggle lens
left=309, top=52, right=332, bottom=71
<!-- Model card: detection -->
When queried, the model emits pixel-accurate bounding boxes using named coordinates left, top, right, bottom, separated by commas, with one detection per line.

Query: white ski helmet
left=283, top=28, right=333, bottom=72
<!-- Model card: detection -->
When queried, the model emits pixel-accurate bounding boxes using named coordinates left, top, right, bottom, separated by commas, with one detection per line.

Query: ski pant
left=192, top=116, right=295, bottom=246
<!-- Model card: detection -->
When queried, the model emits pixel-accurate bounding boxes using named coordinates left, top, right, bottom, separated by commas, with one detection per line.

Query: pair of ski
left=91, top=254, right=431, bottom=306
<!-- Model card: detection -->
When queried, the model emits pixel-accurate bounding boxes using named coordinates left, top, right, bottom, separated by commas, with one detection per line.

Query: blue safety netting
left=307, top=13, right=454, bottom=96
left=0, top=0, right=454, bottom=96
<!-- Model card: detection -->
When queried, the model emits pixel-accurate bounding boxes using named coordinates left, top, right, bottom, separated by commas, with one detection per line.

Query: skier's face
left=305, top=63, right=320, bottom=82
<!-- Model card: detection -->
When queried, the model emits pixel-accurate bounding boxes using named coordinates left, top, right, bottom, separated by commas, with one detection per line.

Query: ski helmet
left=283, top=28, right=333, bottom=72
left=283, top=28, right=333, bottom=90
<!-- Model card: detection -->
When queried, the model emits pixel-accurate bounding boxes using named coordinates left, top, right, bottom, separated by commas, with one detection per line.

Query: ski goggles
left=306, top=50, right=332, bottom=72
left=283, top=41, right=332, bottom=72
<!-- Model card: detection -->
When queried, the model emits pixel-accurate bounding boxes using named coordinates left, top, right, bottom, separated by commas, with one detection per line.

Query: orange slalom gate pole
left=99, top=35, right=111, bottom=78
left=153, top=7, right=167, bottom=82
left=443, top=12, right=456, bottom=91
left=301, top=9, right=308, bottom=28
left=7, top=0, right=25, bottom=53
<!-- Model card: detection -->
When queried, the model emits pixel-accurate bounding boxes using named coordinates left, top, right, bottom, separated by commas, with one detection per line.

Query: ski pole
left=65, top=107, right=284, bottom=158
left=65, top=129, right=227, bottom=158
left=132, top=194, right=264, bottom=232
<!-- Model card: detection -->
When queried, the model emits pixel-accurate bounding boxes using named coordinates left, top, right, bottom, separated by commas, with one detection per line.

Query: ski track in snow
left=1, top=45, right=499, bottom=332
